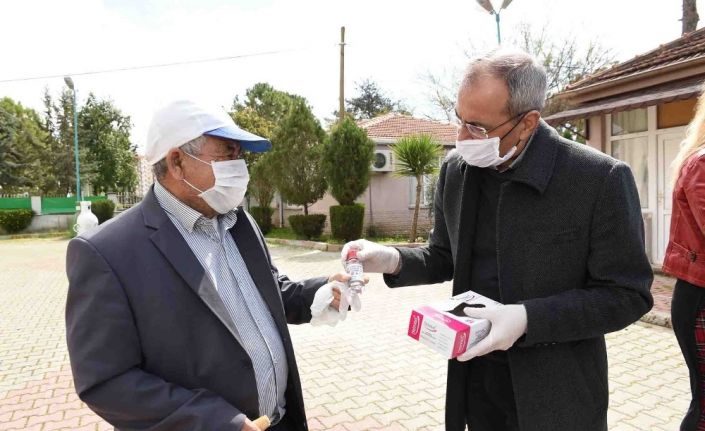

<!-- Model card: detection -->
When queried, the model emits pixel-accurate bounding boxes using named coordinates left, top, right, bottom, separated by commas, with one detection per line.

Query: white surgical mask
left=182, top=153, right=249, bottom=214
left=455, top=137, right=518, bottom=168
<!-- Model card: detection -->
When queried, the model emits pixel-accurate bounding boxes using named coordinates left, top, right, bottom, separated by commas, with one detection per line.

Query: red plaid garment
left=696, top=307, right=705, bottom=430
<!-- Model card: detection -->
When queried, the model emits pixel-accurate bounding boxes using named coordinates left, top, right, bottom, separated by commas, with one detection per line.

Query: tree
left=323, top=117, right=375, bottom=241
left=683, top=0, right=699, bottom=34
left=323, top=117, right=375, bottom=205
left=232, top=82, right=304, bottom=125
left=269, top=99, right=327, bottom=216
left=339, top=79, right=410, bottom=120
left=231, top=106, right=276, bottom=206
left=78, top=94, right=137, bottom=193
left=0, top=98, right=49, bottom=193
left=40, top=88, right=79, bottom=196
left=0, top=104, right=27, bottom=191
left=422, top=23, right=615, bottom=123
left=392, top=134, right=443, bottom=242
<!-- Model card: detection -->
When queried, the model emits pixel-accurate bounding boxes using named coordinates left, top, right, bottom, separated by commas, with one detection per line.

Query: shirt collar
left=153, top=181, right=238, bottom=233
left=507, top=128, right=536, bottom=170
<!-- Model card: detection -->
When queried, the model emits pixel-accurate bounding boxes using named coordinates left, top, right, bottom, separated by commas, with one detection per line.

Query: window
left=409, top=175, right=436, bottom=208
left=611, top=108, right=647, bottom=136
left=611, top=137, right=649, bottom=208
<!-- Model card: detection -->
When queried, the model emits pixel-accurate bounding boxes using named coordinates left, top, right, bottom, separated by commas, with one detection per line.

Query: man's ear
left=165, top=149, right=185, bottom=180
left=519, top=110, right=541, bottom=141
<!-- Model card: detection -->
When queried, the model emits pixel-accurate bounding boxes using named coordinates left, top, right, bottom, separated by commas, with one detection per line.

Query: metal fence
left=114, top=193, right=142, bottom=209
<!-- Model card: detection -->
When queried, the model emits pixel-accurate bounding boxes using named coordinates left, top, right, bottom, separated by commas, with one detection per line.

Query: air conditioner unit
left=372, top=150, right=393, bottom=172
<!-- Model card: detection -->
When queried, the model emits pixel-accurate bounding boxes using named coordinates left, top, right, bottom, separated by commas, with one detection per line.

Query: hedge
left=91, top=200, right=116, bottom=224
left=330, top=204, right=365, bottom=242
left=0, top=209, right=34, bottom=234
left=288, top=214, right=326, bottom=240
left=250, top=206, right=274, bottom=235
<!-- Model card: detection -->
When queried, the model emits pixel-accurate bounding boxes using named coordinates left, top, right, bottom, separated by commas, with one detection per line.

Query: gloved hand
left=456, top=304, right=528, bottom=362
left=310, top=281, right=346, bottom=327
left=341, top=239, right=401, bottom=274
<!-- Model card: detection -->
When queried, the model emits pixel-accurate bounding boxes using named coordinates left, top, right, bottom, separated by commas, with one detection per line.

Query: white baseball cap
left=145, top=99, right=271, bottom=165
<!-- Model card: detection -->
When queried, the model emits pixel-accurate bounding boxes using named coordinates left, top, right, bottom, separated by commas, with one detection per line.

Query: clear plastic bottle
left=345, top=247, right=365, bottom=294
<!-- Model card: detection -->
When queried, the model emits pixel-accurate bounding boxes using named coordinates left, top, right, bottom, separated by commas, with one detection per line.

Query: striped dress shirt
left=154, top=181, right=288, bottom=423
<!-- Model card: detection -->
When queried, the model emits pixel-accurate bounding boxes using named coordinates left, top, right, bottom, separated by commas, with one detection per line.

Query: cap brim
left=204, top=126, right=272, bottom=152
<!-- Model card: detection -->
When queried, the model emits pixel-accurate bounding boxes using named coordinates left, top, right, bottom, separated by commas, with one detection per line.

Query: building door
left=656, top=132, right=684, bottom=263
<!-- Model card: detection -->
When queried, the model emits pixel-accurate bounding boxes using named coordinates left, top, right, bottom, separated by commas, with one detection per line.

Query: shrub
left=330, top=204, right=365, bottom=242
left=366, top=224, right=380, bottom=238
left=0, top=209, right=34, bottom=234
left=91, top=200, right=116, bottom=224
left=250, top=206, right=274, bottom=235
left=288, top=214, right=326, bottom=240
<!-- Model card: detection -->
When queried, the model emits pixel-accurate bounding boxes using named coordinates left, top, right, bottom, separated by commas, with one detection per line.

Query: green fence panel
left=0, top=197, right=31, bottom=210
left=41, top=197, right=77, bottom=214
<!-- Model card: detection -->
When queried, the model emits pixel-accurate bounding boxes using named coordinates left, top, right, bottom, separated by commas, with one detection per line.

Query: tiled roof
left=358, top=113, right=457, bottom=144
left=566, top=27, right=705, bottom=92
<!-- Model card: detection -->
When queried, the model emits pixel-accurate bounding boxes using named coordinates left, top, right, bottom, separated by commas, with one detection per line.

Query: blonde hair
left=672, top=82, right=705, bottom=186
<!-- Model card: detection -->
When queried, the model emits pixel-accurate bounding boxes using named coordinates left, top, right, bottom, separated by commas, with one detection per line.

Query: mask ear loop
left=182, top=178, right=205, bottom=194
left=498, top=114, right=528, bottom=158
left=180, top=150, right=210, bottom=194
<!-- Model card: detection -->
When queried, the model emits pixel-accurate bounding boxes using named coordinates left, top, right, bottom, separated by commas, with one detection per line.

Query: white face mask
left=455, top=136, right=518, bottom=168
left=182, top=153, right=249, bottom=214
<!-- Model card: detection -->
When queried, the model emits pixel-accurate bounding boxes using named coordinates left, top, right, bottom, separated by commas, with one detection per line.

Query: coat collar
left=505, top=119, right=559, bottom=195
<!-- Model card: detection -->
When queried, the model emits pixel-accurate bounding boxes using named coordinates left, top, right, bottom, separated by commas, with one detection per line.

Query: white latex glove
left=341, top=239, right=401, bottom=274
left=456, top=304, right=528, bottom=362
left=310, top=281, right=346, bottom=327
left=338, top=283, right=362, bottom=320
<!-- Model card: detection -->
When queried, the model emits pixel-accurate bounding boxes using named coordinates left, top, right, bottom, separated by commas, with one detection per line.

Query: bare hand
left=242, top=418, right=262, bottom=431
left=328, top=272, right=370, bottom=284
left=327, top=272, right=369, bottom=310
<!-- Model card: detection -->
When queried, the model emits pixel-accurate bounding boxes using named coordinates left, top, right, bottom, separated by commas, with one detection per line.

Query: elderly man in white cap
left=65, top=100, right=356, bottom=431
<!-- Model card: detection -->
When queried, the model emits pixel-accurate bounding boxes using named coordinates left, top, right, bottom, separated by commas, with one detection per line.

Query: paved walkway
left=0, top=239, right=692, bottom=430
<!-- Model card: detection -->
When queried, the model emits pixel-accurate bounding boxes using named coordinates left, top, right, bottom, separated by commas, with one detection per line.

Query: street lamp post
left=63, top=76, right=81, bottom=203
left=476, top=0, right=514, bottom=44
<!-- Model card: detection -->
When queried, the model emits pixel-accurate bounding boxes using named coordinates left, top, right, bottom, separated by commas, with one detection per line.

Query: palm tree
left=391, top=134, right=444, bottom=242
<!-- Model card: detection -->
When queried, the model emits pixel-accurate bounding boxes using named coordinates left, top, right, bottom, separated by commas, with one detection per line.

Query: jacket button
left=690, top=251, right=697, bottom=262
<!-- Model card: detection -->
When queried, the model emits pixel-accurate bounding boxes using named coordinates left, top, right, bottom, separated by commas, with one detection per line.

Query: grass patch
left=265, top=227, right=421, bottom=245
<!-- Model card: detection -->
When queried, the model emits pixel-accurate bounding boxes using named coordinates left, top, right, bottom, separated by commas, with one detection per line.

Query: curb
left=639, top=310, right=671, bottom=328
left=265, top=238, right=673, bottom=330
left=0, top=231, right=68, bottom=241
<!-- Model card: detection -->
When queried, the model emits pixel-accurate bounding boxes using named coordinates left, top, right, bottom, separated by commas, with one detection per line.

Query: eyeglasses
left=455, top=111, right=527, bottom=140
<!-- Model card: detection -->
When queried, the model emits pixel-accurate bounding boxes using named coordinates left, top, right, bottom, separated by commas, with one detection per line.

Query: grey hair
left=152, top=135, right=208, bottom=180
left=460, top=48, right=547, bottom=116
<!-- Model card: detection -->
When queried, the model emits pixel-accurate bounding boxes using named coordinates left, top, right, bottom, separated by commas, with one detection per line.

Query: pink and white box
left=407, top=290, right=499, bottom=359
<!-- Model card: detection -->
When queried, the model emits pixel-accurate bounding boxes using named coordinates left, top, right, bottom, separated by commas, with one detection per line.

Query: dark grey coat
left=385, top=121, right=654, bottom=431
left=66, top=189, right=327, bottom=431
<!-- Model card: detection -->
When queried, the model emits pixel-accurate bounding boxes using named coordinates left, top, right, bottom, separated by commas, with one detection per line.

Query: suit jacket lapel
left=230, top=210, right=288, bottom=334
left=142, top=189, right=243, bottom=345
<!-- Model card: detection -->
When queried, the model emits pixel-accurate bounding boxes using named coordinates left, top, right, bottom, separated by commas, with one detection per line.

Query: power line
left=0, top=44, right=336, bottom=84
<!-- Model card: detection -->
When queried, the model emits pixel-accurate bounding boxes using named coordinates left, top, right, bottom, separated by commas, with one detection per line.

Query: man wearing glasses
left=342, top=49, right=653, bottom=431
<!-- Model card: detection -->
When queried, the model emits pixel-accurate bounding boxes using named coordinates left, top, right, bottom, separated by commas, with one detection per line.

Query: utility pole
left=339, top=26, right=346, bottom=121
